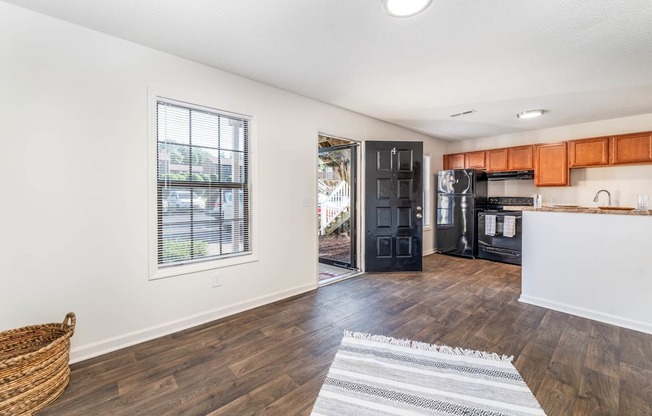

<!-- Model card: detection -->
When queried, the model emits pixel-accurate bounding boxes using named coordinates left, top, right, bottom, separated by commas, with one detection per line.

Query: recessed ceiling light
left=516, top=109, right=545, bottom=119
left=382, top=0, right=433, bottom=17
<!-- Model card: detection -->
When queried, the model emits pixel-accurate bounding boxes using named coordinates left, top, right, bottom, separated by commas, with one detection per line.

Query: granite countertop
left=510, top=205, right=652, bottom=216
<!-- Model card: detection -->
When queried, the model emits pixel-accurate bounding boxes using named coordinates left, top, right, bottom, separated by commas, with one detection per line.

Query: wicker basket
left=0, top=313, right=76, bottom=416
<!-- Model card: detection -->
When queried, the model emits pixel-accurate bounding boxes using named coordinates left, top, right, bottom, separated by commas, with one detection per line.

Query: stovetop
left=487, top=196, right=534, bottom=208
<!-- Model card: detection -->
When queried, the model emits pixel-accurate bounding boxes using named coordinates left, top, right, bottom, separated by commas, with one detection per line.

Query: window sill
left=149, top=252, right=258, bottom=280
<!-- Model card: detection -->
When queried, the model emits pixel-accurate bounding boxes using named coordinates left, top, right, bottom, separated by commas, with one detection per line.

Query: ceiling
left=6, top=0, right=652, bottom=141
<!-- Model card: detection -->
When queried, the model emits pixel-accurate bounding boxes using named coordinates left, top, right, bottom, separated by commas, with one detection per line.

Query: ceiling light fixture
left=382, top=0, right=433, bottom=17
left=516, top=109, right=545, bottom=119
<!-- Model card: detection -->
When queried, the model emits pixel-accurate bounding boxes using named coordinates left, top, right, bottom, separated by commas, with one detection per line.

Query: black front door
left=364, top=141, right=423, bottom=272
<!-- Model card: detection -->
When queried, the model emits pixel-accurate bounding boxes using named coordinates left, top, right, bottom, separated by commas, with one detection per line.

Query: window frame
left=148, top=90, right=258, bottom=280
left=423, top=154, right=431, bottom=228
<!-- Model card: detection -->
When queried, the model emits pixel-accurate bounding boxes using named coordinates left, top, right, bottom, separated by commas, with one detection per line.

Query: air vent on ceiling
left=450, top=109, right=477, bottom=118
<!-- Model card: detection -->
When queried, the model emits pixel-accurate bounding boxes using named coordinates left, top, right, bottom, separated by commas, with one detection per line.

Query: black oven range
left=477, top=196, right=533, bottom=265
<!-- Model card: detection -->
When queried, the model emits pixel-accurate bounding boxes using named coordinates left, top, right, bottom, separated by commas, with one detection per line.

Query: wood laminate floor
left=40, top=254, right=652, bottom=415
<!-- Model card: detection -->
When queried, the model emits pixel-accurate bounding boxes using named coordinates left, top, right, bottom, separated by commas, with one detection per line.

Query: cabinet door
left=535, top=143, right=569, bottom=186
left=445, top=153, right=465, bottom=169
left=569, top=137, right=610, bottom=167
left=464, top=151, right=486, bottom=169
left=487, top=148, right=508, bottom=172
left=508, top=145, right=534, bottom=170
left=610, top=132, right=652, bottom=164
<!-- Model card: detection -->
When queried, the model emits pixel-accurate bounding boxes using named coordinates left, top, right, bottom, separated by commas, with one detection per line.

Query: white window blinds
left=156, top=99, right=251, bottom=266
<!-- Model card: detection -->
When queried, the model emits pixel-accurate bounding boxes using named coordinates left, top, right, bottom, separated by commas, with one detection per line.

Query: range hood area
left=486, top=170, right=534, bottom=181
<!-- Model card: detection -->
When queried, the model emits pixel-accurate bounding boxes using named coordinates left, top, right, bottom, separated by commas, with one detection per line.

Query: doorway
left=318, top=135, right=359, bottom=284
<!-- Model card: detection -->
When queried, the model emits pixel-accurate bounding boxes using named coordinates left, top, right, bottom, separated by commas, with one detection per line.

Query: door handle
left=416, top=213, right=423, bottom=219
left=416, top=206, right=422, bottom=211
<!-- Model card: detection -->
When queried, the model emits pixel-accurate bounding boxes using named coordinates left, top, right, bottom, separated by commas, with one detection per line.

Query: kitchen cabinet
left=464, top=151, right=486, bottom=169
left=443, top=153, right=465, bottom=170
left=442, top=129, right=652, bottom=177
left=535, top=142, right=569, bottom=186
left=486, top=148, right=508, bottom=172
left=610, top=131, right=652, bottom=165
left=486, top=146, right=533, bottom=171
left=508, top=145, right=534, bottom=170
left=569, top=137, right=610, bottom=167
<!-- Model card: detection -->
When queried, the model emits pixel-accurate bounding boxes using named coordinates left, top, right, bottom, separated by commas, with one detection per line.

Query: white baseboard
left=519, top=294, right=652, bottom=335
left=70, top=283, right=317, bottom=363
left=422, top=249, right=435, bottom=256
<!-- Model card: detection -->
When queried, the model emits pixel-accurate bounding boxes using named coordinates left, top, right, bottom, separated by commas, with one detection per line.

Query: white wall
left=448, top=114, right=652, bottom=207
left=0, top=3, right=446, bottom=362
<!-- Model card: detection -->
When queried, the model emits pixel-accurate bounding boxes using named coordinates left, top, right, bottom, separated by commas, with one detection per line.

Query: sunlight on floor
left=318, top=263, right=360, bottom=285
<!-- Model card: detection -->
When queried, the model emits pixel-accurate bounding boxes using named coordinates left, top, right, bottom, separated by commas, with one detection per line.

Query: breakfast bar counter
left=518, top=205, right=652, bottom=216
left=519, top=209, right=652, bottom=334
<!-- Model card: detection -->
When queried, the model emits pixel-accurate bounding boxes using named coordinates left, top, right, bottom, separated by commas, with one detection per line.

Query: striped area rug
left=311, top=331, right=546, bottom=416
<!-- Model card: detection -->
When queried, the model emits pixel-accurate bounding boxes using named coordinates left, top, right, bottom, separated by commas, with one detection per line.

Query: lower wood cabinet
left=610, top=132, right=652, bottom=165
left=535, top=142, right=569, bottom=186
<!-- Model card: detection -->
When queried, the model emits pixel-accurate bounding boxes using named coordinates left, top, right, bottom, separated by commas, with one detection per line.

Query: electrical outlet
left=552, top=197, right=558, bottom=203
left=211, top=274, right=221, bottom=288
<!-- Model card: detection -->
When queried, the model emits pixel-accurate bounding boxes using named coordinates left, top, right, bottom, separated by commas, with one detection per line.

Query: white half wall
left=520, top=211, right=652, bottom=334
left=0, top=3, right=446, bottom=362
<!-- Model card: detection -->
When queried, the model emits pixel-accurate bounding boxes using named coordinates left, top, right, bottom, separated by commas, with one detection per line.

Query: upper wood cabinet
left=569, top=137, right=610, bottom=167
left=465, top=151, right=486, bottom=169
left=535, top=142, right=569, bottom=186
left=507, top=145, right=534, bottom=170
left=442, top=130, right=652, bottom=178
left=485, top=146, right=533, bottom=171
left=610, top=132, right=652, bottom=165
left=486, top=148, right=508, bottom=172
left=444, top=153, right=465, bottom=170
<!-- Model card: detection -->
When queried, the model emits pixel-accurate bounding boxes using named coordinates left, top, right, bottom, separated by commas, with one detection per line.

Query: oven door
left=477, top=243, right=522, bottom=265
left=477, top=210, right=522, bottom=251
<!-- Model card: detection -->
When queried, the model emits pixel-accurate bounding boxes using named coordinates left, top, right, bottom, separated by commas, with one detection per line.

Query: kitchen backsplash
left=487, top=164, right=652, bottom=208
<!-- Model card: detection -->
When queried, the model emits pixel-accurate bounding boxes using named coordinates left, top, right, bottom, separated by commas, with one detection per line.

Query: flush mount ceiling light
left=382, top=0, right=433, bottom=17
left=516, top=109, right=545, bottom=119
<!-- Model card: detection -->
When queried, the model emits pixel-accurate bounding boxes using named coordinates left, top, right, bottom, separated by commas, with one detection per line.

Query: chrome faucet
left=593, top=189, right=611, bottom=206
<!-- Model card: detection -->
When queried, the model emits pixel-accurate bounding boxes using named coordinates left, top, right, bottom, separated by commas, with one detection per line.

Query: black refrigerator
left=435, top=169, right=487, bottom=258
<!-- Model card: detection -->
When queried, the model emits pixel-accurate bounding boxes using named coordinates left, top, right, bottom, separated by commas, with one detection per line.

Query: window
left=423, top=154, right=431, bottom=227
left=156, top=98, right=251, bottom=268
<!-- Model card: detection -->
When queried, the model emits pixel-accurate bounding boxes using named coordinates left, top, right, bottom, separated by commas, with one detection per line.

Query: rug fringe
left=343, top=330, right=514, bottom=363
